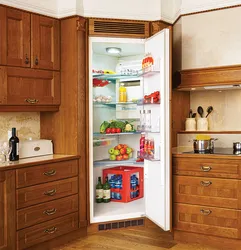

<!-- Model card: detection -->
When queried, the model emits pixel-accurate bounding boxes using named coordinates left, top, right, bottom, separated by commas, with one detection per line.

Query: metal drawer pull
left=25, top=98, right=39, bottom=104
left=43, top=208, right=57, bottom=216
left=200, top=181, right=212, bottom=187
left=44, top=188, right=57, bottom=196
left=200, top=209, right=212, bottom=215
left=43, top=169, right=57, bottom=176
left=44, top=227, right=57, bottom=234
left=201, top=166, right=212, bottom=172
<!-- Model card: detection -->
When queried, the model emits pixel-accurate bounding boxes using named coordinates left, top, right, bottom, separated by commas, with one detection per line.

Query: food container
left=233, top=142, right=241, bottom=151
left=191, top=138, right=218, bottom=153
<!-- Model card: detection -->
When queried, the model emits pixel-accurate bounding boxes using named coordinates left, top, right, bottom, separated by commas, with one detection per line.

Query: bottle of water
left=109, top=176, right=115, bottom=199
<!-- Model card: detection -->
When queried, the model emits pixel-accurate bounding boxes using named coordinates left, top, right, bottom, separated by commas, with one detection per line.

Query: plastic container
left=197, top=118, right=208, bottom=131
left=119, top=83, right=127, bottom=102
left=185, top=118, right=196, bottom=131
left=103, top=166, right=144, bottom=203
left=145, top=110, right=151, bottom=131
left=139, top=110, right=146, bottom=131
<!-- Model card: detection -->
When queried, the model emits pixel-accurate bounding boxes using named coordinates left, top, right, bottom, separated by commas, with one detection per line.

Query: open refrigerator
left=89, top=29, right=171, bottom=231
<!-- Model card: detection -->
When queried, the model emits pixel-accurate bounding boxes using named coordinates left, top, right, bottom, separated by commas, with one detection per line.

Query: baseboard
left=174, top=230, right=241, bottom=250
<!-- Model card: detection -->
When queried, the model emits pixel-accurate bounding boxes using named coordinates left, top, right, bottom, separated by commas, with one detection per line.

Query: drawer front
left=173, top=157, right=240, bottom=178
left=17, top=177, right=78, bottom=209
left=174, top=203, right=241, bottom=239
left=17, top=212, right=78, bottom=250
left=17, top=194, right=78, bottom=230
left=174, top=175, right=241, bottom=209
left=16, top=159, right=78, bottom=188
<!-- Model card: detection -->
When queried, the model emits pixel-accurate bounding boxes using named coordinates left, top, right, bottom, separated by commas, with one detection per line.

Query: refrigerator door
left=144, top=29, right=170, bottom=230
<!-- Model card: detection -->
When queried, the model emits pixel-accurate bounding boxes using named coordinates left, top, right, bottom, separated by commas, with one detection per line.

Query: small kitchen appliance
left=19, top=139, right=53, bottom=159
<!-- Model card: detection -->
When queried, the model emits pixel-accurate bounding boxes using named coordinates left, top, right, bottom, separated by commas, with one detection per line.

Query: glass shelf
left=93, top=132, right=141, bottom=136
left=93, top=137, right=116, bottom=147
left=144, top=157, right=160, bottom=162
left=94, top=158, right=144, bottom=167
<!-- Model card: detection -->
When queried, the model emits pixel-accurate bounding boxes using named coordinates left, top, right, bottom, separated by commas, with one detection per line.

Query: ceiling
left=92, top=42, right=145, bottom=57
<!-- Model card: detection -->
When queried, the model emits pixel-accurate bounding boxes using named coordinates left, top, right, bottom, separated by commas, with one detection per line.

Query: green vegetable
left=124, top=123, right=133, bottom=132
left=108, top=120, right=126, bottom=131
left=100, top=121, right=110, bottom=133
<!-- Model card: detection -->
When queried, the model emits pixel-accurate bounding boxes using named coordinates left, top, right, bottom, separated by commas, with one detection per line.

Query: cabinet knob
left=25, top=98, right=39, bottom=104
left=200, top=209, right=212, bottom=215
left=201, top=166, right=212, bottom=172
left=200, top=180, right=212, bottom=187
left=44, top=227, right=57, bottom=234
left=43, top=208, right=57, bottom=216
left=35, top=56, right=39, bottom=65
left=44, top=188, right=57, bottom=196
left=25, top=54, right=29, bottom=64
left=43, top=169, right=57, bottom=176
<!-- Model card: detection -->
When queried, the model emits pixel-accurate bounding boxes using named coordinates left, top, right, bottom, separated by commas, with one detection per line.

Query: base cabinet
left=0, top=171, right=16, bottom=250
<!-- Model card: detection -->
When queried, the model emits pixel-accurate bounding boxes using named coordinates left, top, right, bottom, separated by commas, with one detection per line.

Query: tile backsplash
left=0, top=112, right=40, bottom=141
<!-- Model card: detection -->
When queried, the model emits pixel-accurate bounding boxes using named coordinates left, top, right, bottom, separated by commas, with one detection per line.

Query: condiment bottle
left=119, top=83, right=127, bottom=102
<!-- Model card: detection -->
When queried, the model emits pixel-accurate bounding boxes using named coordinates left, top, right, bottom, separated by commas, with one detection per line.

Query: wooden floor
left=54, top=227, right=219, bottom=250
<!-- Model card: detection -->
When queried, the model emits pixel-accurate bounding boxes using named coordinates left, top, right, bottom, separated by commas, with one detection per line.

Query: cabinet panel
left=0, top=7, right=30, bottom=67
left=174, top=203, right=241, bottom=239
left=31, top=15, right=60, bottom=70
left=0, top=171, right=15, bottom=250
left=0, top=66, right=60, bottom=106
left=174, top=175, right=241, bottom=209
left=16, top=159, right=78, bottom=188
left=16, top=177, right=78, bottom=209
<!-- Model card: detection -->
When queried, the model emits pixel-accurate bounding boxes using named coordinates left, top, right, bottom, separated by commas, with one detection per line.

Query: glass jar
left=139, top=110, right=146, bottom=131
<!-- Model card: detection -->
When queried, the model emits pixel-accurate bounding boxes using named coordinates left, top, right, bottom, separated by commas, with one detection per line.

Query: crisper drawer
left=16, top=159, right=78, bottom=188
left=16, top=177, right=78, bottom=209
left=17, top=194, right=78, bottom=230
left=17, top=212, right=78, bottom=250
left=174, top=203, right=241, bottom=239
left=173, top=157, right=240, bottom=179
left=174, top=175, right=241, bottom=209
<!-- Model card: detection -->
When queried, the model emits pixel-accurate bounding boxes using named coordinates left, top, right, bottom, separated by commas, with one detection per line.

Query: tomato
left=111, top=128, right=117, bottom=133
left=116, top=128, right=121, bottom=133
left=105, top=128, right=111, bottom=134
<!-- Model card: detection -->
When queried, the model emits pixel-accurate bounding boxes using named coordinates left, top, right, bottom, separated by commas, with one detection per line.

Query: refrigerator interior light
left=203, top=84, right=241, bottom=90
left=106, top=47, right=122, bottom=54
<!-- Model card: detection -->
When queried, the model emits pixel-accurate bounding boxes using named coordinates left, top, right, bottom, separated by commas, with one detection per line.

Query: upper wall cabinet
left=0, top=7, right=60, bottom=71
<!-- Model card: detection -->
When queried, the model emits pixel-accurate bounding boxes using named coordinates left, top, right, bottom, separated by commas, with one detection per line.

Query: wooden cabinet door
left=0, top=66, right=60, bottom=106
left=0, top=171, right=15, bottom=250
left=31, top=15, right=60, bottom=70
left=0, top=7, right=30, bottom=67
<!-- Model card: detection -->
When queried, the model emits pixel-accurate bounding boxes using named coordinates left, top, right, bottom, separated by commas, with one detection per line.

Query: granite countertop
left=0, top=154, right=80, bottom=171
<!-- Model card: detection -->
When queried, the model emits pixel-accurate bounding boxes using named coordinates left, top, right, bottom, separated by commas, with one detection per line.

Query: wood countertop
left=0, top=154, right=80, bottom=171
left=172, top=147, right=241, bottom=160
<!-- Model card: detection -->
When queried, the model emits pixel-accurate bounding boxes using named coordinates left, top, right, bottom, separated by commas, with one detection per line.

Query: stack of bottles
left=109, top=175, right=123, bottom=200
left=130, top=174, right=139, bottom=199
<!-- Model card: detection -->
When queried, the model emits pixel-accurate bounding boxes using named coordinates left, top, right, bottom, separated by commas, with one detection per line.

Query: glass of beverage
left=0, top=141, right=12, bottom=163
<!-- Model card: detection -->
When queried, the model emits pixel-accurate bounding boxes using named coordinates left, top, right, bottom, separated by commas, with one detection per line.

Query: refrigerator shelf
left=93, top=132, right=141, bottom=136
left=94, top=159, right=144, bottom=167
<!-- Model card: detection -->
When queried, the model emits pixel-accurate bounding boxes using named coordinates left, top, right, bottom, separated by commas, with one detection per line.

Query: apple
left=120, top=148, right=126, bottom=155
left=109, top=154, right=116, bottom=161
left=114, top=146, right=118, bottom=150
left=114, top=149, right=120, bottom=156
left=123, top=144, right=128, bottom=149
left=116, top=155, right=123, bottom=161
left=123, top=154, right=129, bottom=160
left=108, top=148, right=115, bottom=154
left=128, top=152, right=133, bottom=158
left=117, top=144, right=122, bottom=150
left=126, top=147, right=132, bottom=154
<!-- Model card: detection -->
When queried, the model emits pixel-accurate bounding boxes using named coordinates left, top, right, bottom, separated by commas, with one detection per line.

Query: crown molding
left=0, top=0, right=58, bottom=17
left=181, top=0, right=241, bottom=15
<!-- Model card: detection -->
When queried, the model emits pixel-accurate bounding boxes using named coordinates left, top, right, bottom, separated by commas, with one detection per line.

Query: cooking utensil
left=233, top=142, right=241, bottom=151
left=206, top=106, right=213, bottom=118
left=197, top=106, right=204, bottom=118
left=189, top=109, right=193, bottom=118
left=192, top=113, right=196, bottom=118
left=190, top=138, right=218, bottom=153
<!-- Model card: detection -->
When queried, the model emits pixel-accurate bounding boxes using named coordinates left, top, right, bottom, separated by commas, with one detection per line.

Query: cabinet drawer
left=16, top=177, right=78, bottom=209
left=16, top=159, right=78, bottom=188
left=174, top=175, right=241, bottom=209
left=173, top=157, right=240, bottom=178
left=174, top=203, right=241, bottom=239
left=17, top=194, right=78, bottom=230
left=17, top=212, right=78, bottom=250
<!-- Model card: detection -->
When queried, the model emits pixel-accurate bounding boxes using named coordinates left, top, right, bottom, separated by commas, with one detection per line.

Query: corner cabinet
left=0, top=171, right=15, bottom=250
left=0, top=6, right=60, bottom=70
left=0, top=66, right=60, bottom=111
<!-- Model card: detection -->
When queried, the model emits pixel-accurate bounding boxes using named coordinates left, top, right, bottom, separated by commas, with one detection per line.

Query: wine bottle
left=9, top=127, right=19, bottom=161
left=96, top=177, right=103, bottom=203
left=103, top=176, right=111, bottom=203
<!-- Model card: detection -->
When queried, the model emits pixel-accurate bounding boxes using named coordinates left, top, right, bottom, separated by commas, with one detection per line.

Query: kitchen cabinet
left=0, top=66, right=60, bottom=111
left=0, top=171, right=15, bottom=250
left=0, top=6, right=60, bottom=71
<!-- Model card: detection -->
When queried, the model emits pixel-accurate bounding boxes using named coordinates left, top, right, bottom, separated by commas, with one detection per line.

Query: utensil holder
left=197, top=118, right=208, bottom=131
left=185, top=118, right=196, bottom=131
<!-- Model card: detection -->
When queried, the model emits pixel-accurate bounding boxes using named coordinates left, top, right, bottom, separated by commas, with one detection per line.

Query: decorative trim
left=0, top=0, right=58, bottom=17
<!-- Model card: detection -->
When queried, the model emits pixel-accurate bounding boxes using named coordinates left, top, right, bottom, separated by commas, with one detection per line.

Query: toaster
left=19, top=139, right=53, bottom=159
